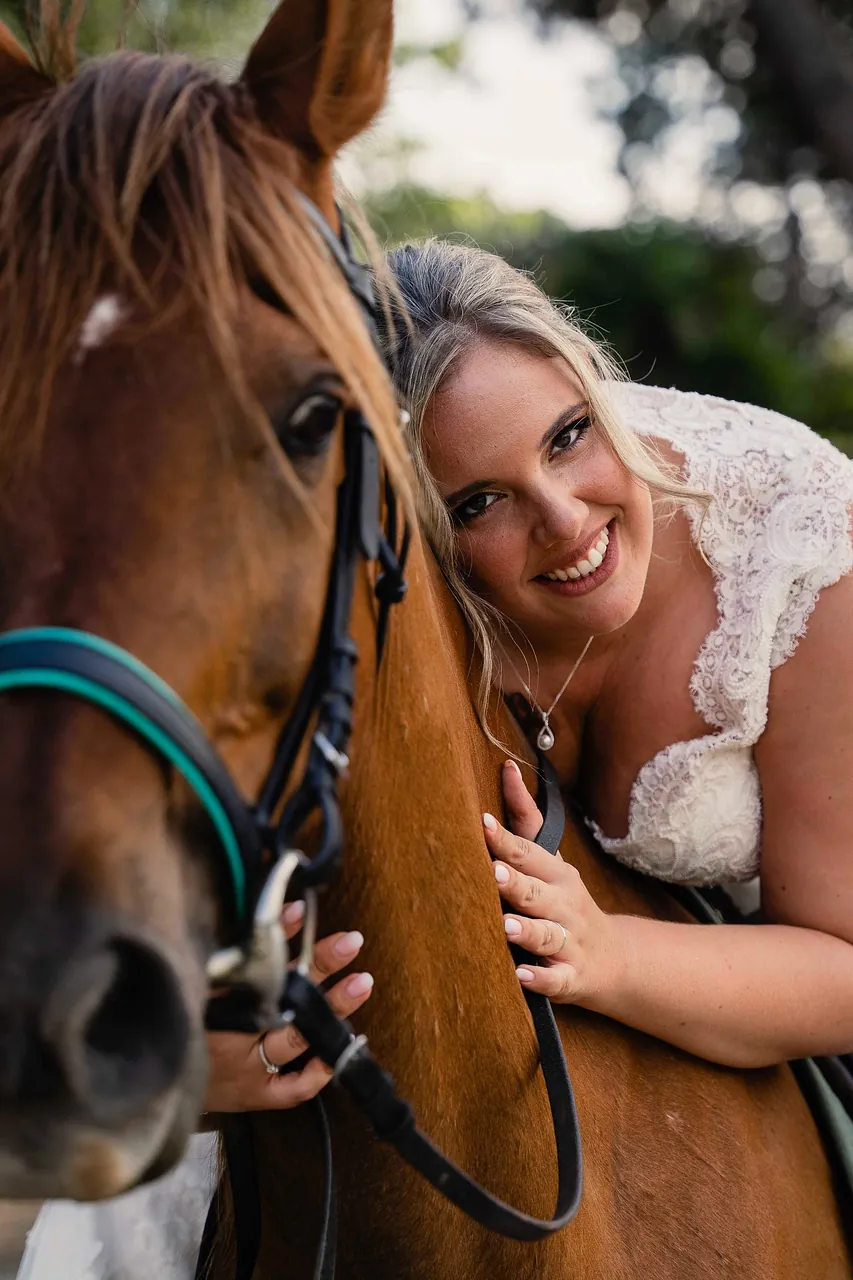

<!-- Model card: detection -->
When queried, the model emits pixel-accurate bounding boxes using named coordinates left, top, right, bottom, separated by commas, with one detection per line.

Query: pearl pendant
left=537, top=721, right=555, bottom=752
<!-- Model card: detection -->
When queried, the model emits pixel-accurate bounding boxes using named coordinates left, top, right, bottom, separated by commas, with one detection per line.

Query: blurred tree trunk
left=748, top=0, right=853, bottom=184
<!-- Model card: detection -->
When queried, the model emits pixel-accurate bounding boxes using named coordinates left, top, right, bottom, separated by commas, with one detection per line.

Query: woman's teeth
left=543, top=527, right=609, bottom=581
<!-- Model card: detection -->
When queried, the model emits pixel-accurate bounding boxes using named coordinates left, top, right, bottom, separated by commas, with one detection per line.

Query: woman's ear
left=0, top=24, right=51, bottom=114
left=241, top=0, right=393, bottom=162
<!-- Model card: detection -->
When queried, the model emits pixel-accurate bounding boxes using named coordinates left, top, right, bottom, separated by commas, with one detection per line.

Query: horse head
left=0, top=0, right=401, bottom=1199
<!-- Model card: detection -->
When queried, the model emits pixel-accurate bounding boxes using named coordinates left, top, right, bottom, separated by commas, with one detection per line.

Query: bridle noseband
left=0, top=197, right=583, bottom=1273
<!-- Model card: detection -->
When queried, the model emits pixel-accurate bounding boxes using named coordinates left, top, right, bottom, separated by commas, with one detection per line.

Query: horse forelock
left=0, top=31, right=413, bottom=509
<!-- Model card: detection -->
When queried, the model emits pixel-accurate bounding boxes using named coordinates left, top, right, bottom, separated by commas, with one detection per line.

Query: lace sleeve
left=587, top=383, right=853, bottom=888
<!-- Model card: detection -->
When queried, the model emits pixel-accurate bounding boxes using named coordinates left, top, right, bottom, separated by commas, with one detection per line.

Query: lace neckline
left=591, top=435, right=730, bottom=848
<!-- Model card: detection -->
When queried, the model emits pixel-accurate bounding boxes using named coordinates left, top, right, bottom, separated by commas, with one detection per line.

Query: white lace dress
left=17, top=384, right=853, bottom=1278
left=591, top=382, right=853, bottom=888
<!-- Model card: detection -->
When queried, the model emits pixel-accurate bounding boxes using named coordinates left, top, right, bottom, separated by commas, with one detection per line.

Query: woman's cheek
left=461, top=523, right=523, bottom=595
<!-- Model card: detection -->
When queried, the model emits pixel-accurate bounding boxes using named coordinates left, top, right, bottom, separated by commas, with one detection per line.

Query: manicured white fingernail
left=347, top=972, right=374, bottom=997
left=483, top=812, right=497, bottom=831
left=516, top=967, right=535, bottom=983
left=504, top=917, right=522, bottom=937
left=505, top=760, right=521, bottom=776
left=494, top=863, right=510, bottom=885
left=282, top=900, right=305, bottom=925
left=334, top=930, right=364, bottom=957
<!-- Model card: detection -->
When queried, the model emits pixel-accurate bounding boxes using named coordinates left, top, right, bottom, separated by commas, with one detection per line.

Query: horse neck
left=242, top=530, right=851, bottom=1280
left=349, top=529, right=505, bottom=865
left=327, top=531, right=562, bottom=1192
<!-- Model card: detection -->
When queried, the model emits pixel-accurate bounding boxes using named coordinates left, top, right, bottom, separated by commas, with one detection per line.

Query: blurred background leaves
left=3, top=0, right=853, bottom=448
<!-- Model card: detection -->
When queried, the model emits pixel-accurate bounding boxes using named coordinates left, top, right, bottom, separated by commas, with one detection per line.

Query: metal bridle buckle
left=206, top=848, right=318, bottom=1028
left=313, top=730, right=350, bottom=777
left=334, top=1033, right=367, bottom=1077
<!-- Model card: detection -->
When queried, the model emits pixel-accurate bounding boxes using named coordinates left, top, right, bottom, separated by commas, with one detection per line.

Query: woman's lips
left=533, top=520, right=618, bottom=596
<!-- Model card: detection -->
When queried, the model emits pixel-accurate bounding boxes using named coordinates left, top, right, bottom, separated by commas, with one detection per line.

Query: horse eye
left=278, top=392, right=342, bottom=459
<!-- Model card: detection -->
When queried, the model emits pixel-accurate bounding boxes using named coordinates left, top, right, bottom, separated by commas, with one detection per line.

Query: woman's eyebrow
left=538, top=401, right=588, bottom=450
left=444, top=400, right=589, bottom=508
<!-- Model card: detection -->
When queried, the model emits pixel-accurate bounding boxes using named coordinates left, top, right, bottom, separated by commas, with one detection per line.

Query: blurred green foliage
left=368, top=184, right=853, bottom=446
left=3, top=1, right=851, bottom=446
left=0, top=0, right=269, bottom=61
left=521, top=0, right=853, bottom=362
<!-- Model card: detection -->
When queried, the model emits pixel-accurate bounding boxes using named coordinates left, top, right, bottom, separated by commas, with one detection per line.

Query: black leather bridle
left=0, top=195, right=584, bottom=1276
left=200, top=204, right=584, bottom=1277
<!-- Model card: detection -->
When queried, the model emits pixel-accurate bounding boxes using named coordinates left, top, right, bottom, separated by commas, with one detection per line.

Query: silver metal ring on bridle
left=258, top=1032, right=281, bottom=1076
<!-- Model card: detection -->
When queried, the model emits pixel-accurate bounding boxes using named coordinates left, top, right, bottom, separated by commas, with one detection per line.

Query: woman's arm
left=565, top=914, right=853, bottom=1069
left=488, top=756, right=853, bottom=1069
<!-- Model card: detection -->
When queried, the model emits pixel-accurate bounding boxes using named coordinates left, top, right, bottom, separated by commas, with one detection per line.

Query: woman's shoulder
left=613, top=382, right=853, bottom=548
left=615, top=382, right=853, bottom=677
left=611, top=380, right=846, bottom=470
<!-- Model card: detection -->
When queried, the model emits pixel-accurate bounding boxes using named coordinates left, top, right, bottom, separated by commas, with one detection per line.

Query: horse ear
left=241, top=0, right=393, bottom=160
left=0, top=24, right=50, bottom=112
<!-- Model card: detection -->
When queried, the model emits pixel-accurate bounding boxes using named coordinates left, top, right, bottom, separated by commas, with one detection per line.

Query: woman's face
left=423, top=340, right=654, bottom=651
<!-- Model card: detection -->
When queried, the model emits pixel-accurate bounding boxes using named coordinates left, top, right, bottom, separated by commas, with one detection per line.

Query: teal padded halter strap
left=0, top=627, right=255, bottom=921
left=0, top=627, right=189, bottom=705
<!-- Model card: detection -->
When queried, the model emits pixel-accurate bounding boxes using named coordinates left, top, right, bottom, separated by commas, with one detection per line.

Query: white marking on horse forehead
left=76, top=294, right=128, bottom=359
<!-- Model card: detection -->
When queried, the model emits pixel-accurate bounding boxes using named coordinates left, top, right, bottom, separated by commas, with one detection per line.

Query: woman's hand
left=203, top=902, right=373, bottom=1113
left=485, top=760, right=623, bottom=1005
left=491, top=765, right=853, bottom=1068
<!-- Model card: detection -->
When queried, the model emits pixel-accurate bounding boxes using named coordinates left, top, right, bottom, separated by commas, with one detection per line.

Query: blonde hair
left=378, top=239, right=708, bottom=731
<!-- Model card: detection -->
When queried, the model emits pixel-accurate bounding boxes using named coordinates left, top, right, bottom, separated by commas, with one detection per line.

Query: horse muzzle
left=0, top=915, right=206, bottom=1199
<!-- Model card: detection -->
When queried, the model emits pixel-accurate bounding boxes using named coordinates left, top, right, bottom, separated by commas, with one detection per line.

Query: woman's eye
left=551, top=414, right=591, bottom=457
left=277, top=392, right=342, bottom=459
left=455, top=491, right=500, bottom=523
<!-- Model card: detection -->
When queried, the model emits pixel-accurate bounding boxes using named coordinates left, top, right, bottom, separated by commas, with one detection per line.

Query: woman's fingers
left=263, top=1055, right=335, bottom=1107
left=504, top=914, right=571, bottom=959
left=501, top=760, right=544, bottom=842
left=210, top=969, right=374, bottom=1111
left=259, top=968, right=374, bottom=1072
left=307, top=929, right=364, bottom=984
left=280, top=909, right=365, bottom=986
left=327, top=968, right=375, bottom=1013
left=285, top=928, right=364, bottom=985
left=483, top=811, right=568, bottom=885
left=258, top=970, right=375, bottom=1108
left=492, top=859, right=564, bottom=920
left=281, top=899, right=306, bottom=941
left=265, top=930, right=368, bottom=1069
left=515, top=961, right=579, bottom=1003
left=203, top=928, right=372, bottom=1112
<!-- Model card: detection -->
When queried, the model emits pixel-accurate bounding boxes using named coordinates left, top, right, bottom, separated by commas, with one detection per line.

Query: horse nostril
left=42, top=936, right=189, bottom=1119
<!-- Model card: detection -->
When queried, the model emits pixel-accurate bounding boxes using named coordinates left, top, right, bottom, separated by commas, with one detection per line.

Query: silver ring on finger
left=557, top=923, right=568, bottom=953
left=258, top=1032, right=283, bottom=1076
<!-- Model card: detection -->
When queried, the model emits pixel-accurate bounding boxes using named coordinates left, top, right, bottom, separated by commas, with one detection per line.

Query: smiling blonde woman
left=378, top=238, right=853, bottom=1071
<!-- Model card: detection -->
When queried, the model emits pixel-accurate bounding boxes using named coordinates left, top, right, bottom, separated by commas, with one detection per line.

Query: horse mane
left=0, top=3, right=412, bottom=504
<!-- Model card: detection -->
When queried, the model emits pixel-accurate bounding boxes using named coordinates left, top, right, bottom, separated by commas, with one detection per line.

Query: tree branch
left=748, top=0, right=853, bottom=184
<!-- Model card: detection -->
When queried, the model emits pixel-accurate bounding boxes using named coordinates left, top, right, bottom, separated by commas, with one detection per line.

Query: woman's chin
left=526, top=566, right=644, bottom=639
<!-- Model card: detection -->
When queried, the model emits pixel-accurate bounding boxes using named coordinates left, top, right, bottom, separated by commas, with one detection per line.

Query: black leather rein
left=206, top=757, right=583, bottom=1280
left=328, top=757, right=584, bottom=1243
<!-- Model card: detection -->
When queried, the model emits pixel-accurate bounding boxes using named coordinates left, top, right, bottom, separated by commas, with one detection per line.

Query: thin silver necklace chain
left=511, top=635, right=594, bottom=752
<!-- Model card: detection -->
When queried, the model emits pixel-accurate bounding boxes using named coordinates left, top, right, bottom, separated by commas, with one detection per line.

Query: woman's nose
left=531, top=489, right=588, bottom=548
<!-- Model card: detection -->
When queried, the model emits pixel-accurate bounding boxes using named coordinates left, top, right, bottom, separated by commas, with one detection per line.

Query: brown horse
left=0, top=1, right=848, bottom=1276
left=232, top=506, right=853, bottom=1278
left=0, top=0, right=407, bottom=1199
left=193, top=13, right=848, bottom=1280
